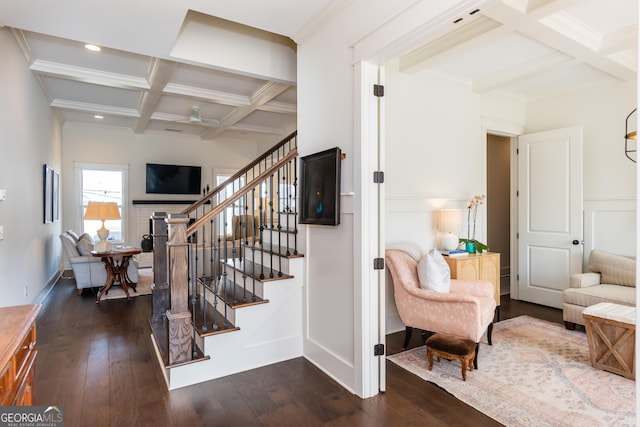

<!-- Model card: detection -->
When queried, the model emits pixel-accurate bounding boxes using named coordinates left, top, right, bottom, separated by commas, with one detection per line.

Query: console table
left=92, top=248, right=142, bottom=302
left=444, top=252, right=501, bottom=319
left=0, top=304, right=40, bottom=405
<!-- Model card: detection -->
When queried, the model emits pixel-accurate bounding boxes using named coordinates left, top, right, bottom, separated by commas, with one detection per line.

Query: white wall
left=297, top=0, right=466, bottom=397
left=384, top=67, right=526, bottom=332
left=383, top=68, right=637, bottom=332
left=526, top=80, right=637, bottom=201
left=0, top=27, right=63, bottom=307
left=385, top=67, right=526, bottom=250
left=61, top=123, right=262, bottom=245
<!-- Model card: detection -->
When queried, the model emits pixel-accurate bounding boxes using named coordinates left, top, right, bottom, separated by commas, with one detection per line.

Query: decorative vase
left=465, top=241, right=476, bottom=254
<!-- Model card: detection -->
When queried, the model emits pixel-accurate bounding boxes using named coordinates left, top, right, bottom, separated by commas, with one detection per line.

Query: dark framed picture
left=299, top=147, right=341, bottom=226
left=52, top=170, right=60, bottom=222
left=43, top=164, right=53, bottom=223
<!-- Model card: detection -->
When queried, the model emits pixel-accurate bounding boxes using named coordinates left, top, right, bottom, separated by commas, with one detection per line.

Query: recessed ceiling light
left=84, top=44, right=101, bottom=52
left=94, top=115, right=104, bottom=119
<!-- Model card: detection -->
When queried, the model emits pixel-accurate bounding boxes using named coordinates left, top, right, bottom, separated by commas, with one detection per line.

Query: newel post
left=166, top=214, right=193, bottom=365
left=151, top=212, right=169, bottom=321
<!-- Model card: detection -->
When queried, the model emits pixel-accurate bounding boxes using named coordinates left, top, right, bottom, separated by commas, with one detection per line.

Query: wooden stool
left=426, top=333, right=476, bottom=381
left=583, top=302, right=635, bottom=380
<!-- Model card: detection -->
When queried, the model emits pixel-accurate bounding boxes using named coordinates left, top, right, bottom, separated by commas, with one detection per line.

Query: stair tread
left=199, top=275, right=269, bottom=308
left=244, top=242, right=304, bottom=258
left=189, top=293, right=240, bottom=337
left=222, top=258, right=293, bottom=281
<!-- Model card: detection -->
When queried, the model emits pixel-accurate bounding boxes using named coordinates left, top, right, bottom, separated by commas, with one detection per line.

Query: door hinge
left=374, top=343, right=385, bottom=356
left=373, top=171, right=384, bottom=183
left=517, top=232, right=519, bottom=239
left=373, top=84, right=384, bottom=97
left=374, top=258, right=385, bottom=270
left=516, top=148, right=519, bottom=155
left=516, top=190, right=519, bottom=197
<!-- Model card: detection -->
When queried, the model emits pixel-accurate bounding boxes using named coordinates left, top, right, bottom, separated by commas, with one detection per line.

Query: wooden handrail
left=186, top=148, right=298, bottom=235
left=181, top=130, right=297, bottom=215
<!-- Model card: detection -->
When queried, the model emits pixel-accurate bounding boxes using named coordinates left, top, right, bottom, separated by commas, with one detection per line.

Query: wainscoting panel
left=583, top=199, right=636, bottom=266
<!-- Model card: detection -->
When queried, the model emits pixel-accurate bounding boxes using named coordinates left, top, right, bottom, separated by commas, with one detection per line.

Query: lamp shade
left=438, top=209, right=462, bottom=251
left=83, top=202, right=121, bottom=221
left=438, top=209, right=462, bottom=233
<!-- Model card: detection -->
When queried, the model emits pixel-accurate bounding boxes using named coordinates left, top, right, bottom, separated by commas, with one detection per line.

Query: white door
left=517, top=126, right=583, bottom=308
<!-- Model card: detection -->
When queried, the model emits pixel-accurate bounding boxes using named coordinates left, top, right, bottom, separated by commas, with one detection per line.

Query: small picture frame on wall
left=43, top=165, right=60, bottom=223
left=299, top=147, right=342, bottom=226
left=52, top=170, right=60, bottom=222
left=43, top=164, right=53, bottom=223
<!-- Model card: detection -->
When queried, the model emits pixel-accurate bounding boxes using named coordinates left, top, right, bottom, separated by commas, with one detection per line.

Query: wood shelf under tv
left=132, top=200, right=210, bottom=205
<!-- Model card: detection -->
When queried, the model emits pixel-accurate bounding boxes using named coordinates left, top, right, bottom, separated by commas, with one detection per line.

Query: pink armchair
left=385, top=248, right=496, bottom=367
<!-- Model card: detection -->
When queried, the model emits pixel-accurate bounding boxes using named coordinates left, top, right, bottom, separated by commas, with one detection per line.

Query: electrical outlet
left=24, top=285, right=28, bottom=298
left=0, top=226, right=4, bottom=241
left=0, top=189, right=5, bottom=200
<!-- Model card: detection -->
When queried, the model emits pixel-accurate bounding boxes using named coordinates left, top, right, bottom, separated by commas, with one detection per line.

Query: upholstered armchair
left=385, top=248, right=496, bottom=365
left=60, top=231, right=138, bottom=295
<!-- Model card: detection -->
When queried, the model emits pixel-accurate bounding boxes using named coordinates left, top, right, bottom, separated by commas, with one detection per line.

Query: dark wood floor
left=34, top=276, right=563, bottom=427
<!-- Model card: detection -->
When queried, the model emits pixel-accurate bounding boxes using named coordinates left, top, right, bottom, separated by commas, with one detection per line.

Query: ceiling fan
left=166, top=105, right=219, bottom=128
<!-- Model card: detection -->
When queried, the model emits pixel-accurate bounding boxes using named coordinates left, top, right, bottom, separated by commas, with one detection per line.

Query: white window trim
left=74, top=161, right=130, bottom=242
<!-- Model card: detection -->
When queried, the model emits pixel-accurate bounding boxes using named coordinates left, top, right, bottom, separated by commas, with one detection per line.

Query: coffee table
left=91, top=247, right=142, bottom=303
left=583, top=302, right=635, bottom=379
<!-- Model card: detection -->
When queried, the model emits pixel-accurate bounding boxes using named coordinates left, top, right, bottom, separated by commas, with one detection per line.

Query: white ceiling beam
left=399, top=16, right=503, bottom=73
left=599, top=24, right=638, bottom=54
left=134, top=58, right=178, bottom=134
left=201, top=81, right=291, bottom=140
left=250, top=81, right=291, bottom=106
left=163, top=83, right=250, bottom=107
left=483, top=0, right=636, bottom=81
left=473, top=51, right=572, bottom=92
left=30, top=60, right=150, bottom=90
left=257, top=101, right=296, bottom=115
left=51, top=99, right=139, bottom=117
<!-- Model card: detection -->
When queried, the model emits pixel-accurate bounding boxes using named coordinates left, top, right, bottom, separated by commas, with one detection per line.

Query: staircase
left=148, top=132, right=304, bottom=389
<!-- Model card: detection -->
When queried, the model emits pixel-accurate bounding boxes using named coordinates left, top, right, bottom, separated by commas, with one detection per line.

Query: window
left=215, top=173, right=245, bottom=236
left=76, top=163, right=128, bottom=243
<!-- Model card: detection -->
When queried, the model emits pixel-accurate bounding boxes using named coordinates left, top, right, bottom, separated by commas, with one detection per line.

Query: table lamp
left=438, top=209, right=462, bottom=251
left=84, top=201, right=121, bottom=252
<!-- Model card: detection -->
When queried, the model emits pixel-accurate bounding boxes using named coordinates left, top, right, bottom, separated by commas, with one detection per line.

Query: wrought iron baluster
left=251, top=187, right=257, bottom=301
left=211, top=213, right=219, bottom=331
left=293, top=156, right=299, bottom=255
left=285, top=159, right=292, bottom=256
left=277, top=167, right=283, bottom=277
left=259, top=160, right=266, bottom=280
left=241, top=193, right=248, bottom=303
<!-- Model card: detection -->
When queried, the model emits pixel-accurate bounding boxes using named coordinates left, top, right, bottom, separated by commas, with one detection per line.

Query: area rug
left=100, top=268, right=153, bottom=300
left=387, top=316, right=635, bottom=426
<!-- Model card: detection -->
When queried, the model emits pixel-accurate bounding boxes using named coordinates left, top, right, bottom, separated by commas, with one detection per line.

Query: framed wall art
left=299, top=147, right=342, bottom=226
left=43, top=164, right=53, bottom=223
left=43, top=164, right=60, bottom=223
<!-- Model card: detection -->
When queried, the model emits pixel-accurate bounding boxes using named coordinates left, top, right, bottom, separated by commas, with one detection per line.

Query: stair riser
left=163, top=275, right=303, bottom=390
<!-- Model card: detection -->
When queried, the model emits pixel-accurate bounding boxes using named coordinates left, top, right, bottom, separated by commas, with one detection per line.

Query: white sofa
left=562, top=249, right=635, bottom=329
left=60, top=230, right=138, bottom=295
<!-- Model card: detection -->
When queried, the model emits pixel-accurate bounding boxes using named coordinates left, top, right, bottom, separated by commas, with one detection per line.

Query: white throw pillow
left=77, top=239, right=94, bottom=256
left=77, top=233, right=94, bottom=255
left=417, top=249, right=451, bottom=293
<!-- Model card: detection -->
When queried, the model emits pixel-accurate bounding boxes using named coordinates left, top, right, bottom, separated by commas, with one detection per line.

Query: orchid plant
left=459, top=194, right=489, bottom=253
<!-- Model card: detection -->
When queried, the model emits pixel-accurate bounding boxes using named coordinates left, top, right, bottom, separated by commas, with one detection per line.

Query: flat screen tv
left=145, top=163, right=202, bottom=195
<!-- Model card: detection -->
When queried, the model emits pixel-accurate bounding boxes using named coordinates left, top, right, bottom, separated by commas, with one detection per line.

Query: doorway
left=486, top=134, right=512, bottom=297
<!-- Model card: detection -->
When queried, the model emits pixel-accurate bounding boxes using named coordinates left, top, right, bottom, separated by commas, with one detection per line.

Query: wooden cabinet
left=444, top=252, right=501, bottom=309
left=0, top=304, right=40, bottom=406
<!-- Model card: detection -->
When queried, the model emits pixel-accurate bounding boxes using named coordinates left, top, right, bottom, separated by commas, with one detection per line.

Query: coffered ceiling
left=0, top=0, right=341, bottom=143
left=0, top=0, right=637, bottom=144
left=398, top=0, right=637, bottom=101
